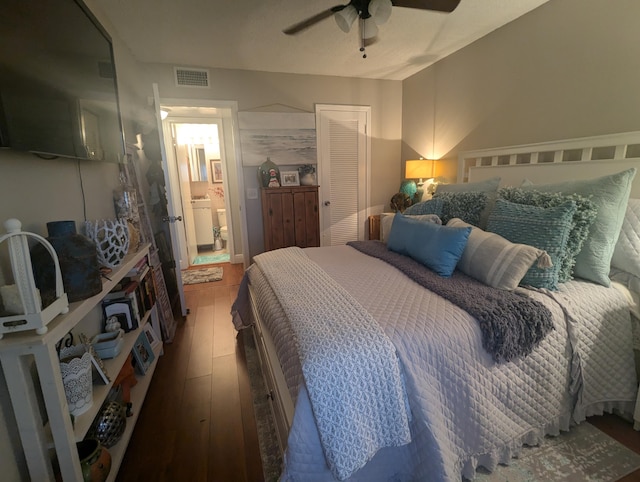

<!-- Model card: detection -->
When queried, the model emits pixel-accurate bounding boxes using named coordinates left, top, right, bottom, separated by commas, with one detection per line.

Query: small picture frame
left=78, top=333, right=110, bottom=384
left=281, top=171, right=300, bottom=186
left=211, top=160, right=223, bottom=183
left=132, top=330, right=155, bottom=375
left=143, top=323, right=161, bottom=352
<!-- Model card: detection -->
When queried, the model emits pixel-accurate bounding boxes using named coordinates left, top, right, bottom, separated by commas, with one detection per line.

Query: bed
left=232, top=131, right=640, bottom=481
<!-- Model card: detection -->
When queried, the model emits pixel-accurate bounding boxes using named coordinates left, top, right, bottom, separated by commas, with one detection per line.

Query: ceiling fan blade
left=391, top=0, right=461, bottom=13
left=283, top=5, right=347, bottom=35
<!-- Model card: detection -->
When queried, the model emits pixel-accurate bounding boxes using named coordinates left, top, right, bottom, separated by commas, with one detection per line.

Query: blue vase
left=32, top=221, right=102, bottom=304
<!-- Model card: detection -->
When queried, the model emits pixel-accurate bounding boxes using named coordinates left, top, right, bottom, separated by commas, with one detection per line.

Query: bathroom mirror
left=190, top=145, right=208, bottom=182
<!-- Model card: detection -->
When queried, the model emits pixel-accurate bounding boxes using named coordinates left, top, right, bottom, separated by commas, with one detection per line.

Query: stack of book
left=102, top=256, right=155, bottom=333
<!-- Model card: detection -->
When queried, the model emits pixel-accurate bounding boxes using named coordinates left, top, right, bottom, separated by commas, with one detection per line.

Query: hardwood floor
left=116, top=262, right=261, bottom=482
left=117, top=261, right=640, bottom=481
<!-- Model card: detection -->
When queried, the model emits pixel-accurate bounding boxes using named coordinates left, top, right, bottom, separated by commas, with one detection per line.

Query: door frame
left=315, top=104, right=372, bottom=244
left=156, top=97, right=250, bottom=270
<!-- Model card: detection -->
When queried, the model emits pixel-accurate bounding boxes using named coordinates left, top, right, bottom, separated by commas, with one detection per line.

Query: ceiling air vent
left=174, top=67, right=210, bottom=88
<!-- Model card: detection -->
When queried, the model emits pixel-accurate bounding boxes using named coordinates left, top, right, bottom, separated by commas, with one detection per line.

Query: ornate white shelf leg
left=33, top=343, right=83, bottom=480
left=0, top=350, right=55, bottom=480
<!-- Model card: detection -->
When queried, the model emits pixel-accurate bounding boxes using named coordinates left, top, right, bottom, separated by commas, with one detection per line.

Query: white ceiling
left=94, top=0, right=551, bottom=81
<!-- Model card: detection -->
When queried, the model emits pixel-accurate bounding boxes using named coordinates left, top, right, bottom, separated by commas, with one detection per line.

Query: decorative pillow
left=436, top=177, right=500, bottom=229
left=487, top=199, right=576, bottom=290
left=435, top=177, right=501, bottom=193
left=519, top=168, right=636, bottom=286
left=387, top=214, right=471, bottom=277
left=447, top=218, right=552, bottom=291
left=403, top=198, right=444, bottom=216
left=432, top=191, right=488, bottom=227
left=611, top=198, right=640, bottom=278
left=380, top=213, right=441, bottom=243
left=497, top=187, right=597, bottom=283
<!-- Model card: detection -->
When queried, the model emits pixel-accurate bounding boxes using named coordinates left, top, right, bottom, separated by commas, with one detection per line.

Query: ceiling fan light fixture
left=369, top=0, right=392, bottom=25
left=335, top=5, right=358, bottom=33
left=361, top=16, right=378, bottom=39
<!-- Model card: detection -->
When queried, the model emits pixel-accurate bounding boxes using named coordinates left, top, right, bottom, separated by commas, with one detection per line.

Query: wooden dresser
left=261, top=186, right=320, bottom=251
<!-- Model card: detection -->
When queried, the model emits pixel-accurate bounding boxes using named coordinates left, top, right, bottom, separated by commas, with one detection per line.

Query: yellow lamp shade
left=405, top=159, right=434, bottom=180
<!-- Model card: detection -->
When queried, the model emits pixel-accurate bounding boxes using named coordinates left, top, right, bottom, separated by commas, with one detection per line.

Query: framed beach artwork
left=238, top=112, right=317, bottom=166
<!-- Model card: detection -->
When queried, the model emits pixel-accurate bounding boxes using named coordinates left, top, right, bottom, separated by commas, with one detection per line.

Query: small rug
left=476, top=421, right=640, bottom=481
left=242, top=328, right=283, bottom=482
left=181, top=267, right=223, bottom=285
left=193, top=253, right=230, bottom=265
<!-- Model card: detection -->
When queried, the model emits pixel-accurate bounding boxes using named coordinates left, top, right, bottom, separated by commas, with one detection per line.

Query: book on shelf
left=104, top=279, right=138, bottom=301
left=126, top=255, right=149, bottom=279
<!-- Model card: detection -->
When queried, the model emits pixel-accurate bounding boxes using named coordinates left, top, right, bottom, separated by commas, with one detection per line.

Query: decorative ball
left=89, top=401, right=126, bottom=448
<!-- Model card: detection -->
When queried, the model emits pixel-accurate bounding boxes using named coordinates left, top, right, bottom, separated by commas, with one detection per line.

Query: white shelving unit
left=0, top=244, right=162, bottom=481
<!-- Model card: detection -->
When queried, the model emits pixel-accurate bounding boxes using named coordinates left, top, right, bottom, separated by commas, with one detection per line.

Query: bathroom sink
left=191, top=198, right=211, bottom=208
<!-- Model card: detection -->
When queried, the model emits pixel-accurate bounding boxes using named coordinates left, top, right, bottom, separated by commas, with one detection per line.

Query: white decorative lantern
left=0, top=219, right=69, bottom=338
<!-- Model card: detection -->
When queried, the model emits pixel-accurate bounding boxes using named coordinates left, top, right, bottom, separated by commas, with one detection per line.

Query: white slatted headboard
left=458, top=131, right=640, bottom=198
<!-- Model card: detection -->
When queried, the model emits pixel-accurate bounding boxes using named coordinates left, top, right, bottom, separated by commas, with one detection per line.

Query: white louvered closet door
left=316, top=105, right=370, bottom=246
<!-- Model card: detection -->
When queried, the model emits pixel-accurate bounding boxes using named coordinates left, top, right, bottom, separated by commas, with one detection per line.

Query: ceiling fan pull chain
left=360, top=17, right=367, bottom=58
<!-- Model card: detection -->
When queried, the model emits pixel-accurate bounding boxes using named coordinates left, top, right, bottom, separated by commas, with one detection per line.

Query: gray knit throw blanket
left=348, top=241, right=554, bottom=363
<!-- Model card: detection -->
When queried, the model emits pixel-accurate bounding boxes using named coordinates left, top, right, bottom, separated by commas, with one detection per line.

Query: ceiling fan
left=283, top=0, right=461, bottom=57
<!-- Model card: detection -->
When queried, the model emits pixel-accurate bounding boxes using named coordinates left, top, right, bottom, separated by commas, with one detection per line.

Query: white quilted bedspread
left=246, top=245, right=637, bottom=481
left=252, top=248, right=411, bottom=480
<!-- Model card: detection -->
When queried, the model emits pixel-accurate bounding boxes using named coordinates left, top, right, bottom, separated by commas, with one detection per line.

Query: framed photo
left=132, top=330, right=155, bottom=375
left=79, top=333, right=110, bottom=384
left=143, top=323, right=161, bottom=352
left=211, top=160, right=223, bottom=183
left=281, top=170, right=300, bottom=186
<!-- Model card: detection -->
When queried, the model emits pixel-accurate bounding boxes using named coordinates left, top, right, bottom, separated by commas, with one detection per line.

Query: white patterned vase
left=84, top=219, right=130, bottom=268
left=59, top=345, right=93, bottom=417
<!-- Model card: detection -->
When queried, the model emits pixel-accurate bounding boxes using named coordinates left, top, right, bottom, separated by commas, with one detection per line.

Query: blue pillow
left=497, top=188, right=597, bottom=283
left=487, top=199, right=576, bottom=290
left=387, top=214, right=471, bottom=277
left=519, top=168, right=636, bottom=286
left=403, top=198, right=444, bottom=216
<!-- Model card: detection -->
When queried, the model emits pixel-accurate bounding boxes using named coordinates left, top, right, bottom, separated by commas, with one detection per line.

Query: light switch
left=247, top=188, right=258, bottom=199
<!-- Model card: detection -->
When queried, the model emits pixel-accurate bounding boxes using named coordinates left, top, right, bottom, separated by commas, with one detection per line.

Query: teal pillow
left=403, top=198, right=444, bottom=216
left=432, top=191, right=488, bottom=226
left=435, top=177, right=500, bottom=229
left=387, top=214, right=471, bottom=277
left=497, top=188, right=597, bottom=283
left=487, top=199, right=576, bottom=290
left=520, top=168, right=637, bottom=286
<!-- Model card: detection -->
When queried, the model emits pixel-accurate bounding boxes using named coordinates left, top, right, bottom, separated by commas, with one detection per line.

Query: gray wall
left=140, top=64, right=403, bottom=259
left=402, top=0, right=640, bottom=182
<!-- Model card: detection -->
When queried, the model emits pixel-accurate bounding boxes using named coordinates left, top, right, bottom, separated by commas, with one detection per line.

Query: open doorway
left=157, top=101, right=248, bottom=271
left=172, top=121, right=231, bottom=266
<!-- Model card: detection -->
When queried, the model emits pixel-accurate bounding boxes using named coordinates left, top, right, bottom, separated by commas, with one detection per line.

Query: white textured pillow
left=611, top=198, right=640, bottom=278
left=447, top=218, right=551, bottom=291
left=381, top=213, right=441, bottom=243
